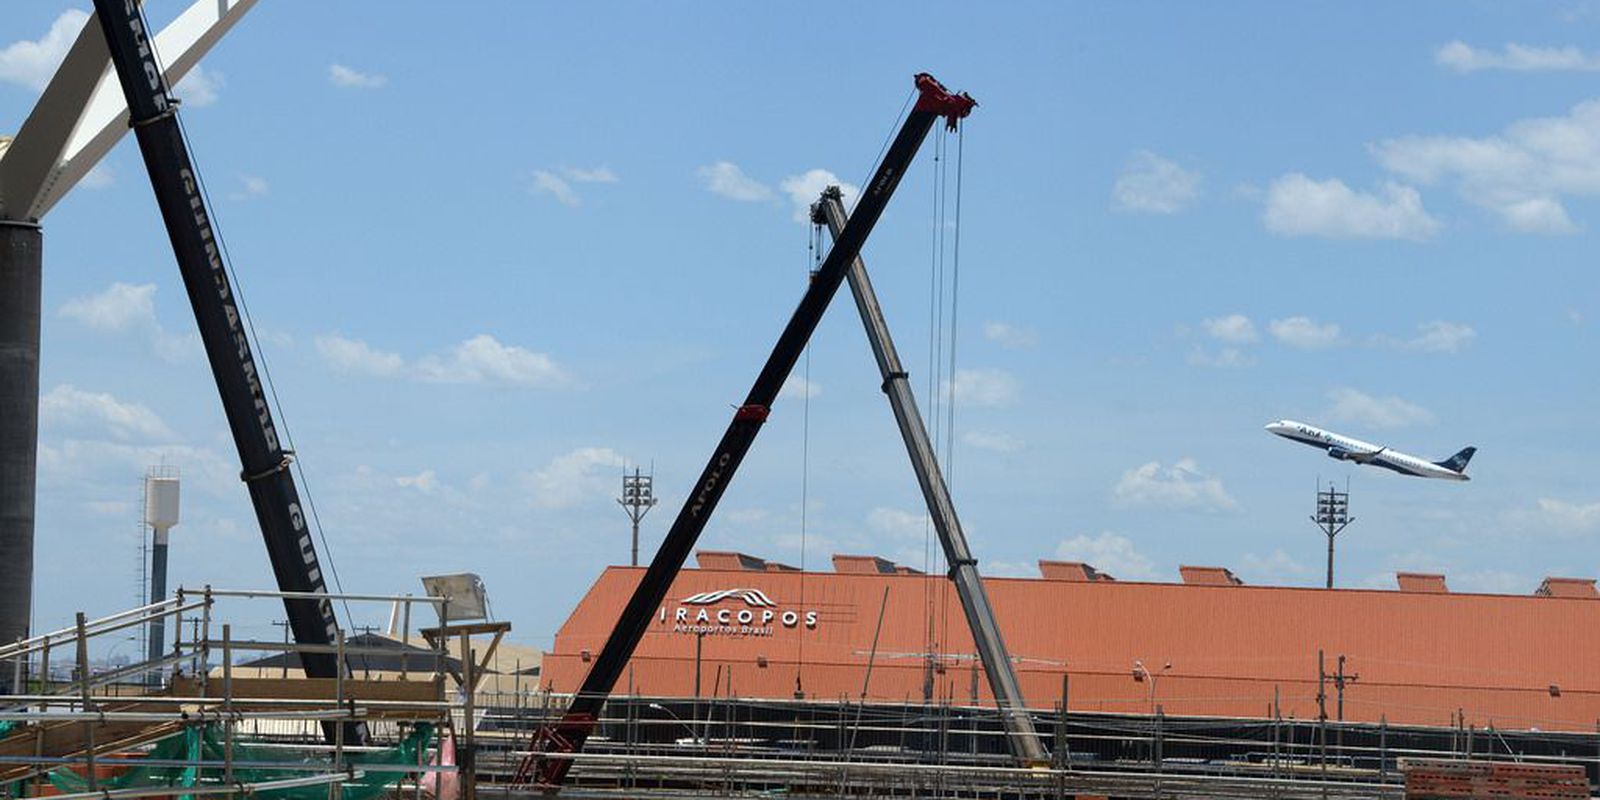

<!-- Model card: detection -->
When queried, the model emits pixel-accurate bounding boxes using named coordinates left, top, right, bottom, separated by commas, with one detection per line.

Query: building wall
left=542, top=566, right=1600, bottom=732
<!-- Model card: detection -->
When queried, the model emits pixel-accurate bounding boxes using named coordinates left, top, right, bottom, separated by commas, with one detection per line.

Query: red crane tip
left=913, top=73, right=977, bottom=130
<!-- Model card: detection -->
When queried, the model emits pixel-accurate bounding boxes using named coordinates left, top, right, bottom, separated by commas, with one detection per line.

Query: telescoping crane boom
left=517, top=73, right=977, bottom=790
left=89, top=1, right=361, bottom=742
left=813, top=187, right=1048, bottom=764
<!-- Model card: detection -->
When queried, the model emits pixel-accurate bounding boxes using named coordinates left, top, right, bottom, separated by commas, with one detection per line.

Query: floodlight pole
left=1311, top=482, right=1353, bottom=589
left=617, top=467, right=658, bottom=567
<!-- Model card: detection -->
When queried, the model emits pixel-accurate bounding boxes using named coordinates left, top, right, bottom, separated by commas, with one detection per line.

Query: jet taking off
left=1265, top=420, right=1476, bottom=481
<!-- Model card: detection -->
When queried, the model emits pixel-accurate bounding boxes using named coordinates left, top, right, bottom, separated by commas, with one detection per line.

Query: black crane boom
left=89, top=0, right=360, bottom=742
left=520, top=72, right=975, bottom=790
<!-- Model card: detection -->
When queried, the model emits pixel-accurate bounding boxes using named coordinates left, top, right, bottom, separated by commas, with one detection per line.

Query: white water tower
left=143, top=466, right=180, bottom=673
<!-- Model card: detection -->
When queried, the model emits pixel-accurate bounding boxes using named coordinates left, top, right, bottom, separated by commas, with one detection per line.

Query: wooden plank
left=173, top=675, right=440, bottom=703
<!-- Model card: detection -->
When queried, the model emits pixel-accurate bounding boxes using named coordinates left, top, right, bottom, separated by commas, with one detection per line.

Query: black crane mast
left=88, top=0, right=360, bottom=741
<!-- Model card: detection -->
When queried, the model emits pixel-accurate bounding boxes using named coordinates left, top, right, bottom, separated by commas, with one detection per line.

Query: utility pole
left=1311, top=482, right=1353, bottom=588
left=616, top=467, right=658, bottom=568
left=1334, top=654, right=1358, bottom=759
left=1317, top=649, right=1329, bottom=774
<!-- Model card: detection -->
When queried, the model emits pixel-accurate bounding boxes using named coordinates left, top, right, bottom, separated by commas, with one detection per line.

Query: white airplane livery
left=1265, top=420, right=1476, bottom=482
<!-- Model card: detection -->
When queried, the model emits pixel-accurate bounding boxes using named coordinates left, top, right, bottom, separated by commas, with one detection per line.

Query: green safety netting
left=46, top=723, right=434, bottom=800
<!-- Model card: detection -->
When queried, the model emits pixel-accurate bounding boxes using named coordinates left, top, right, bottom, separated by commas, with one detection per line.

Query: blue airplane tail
left=1434, top=446, right=1476, bottom=473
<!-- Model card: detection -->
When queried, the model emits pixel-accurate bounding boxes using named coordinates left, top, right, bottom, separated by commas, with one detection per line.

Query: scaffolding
left=0, top=588, right=478, bottom=800
left=6, top=590, right=1595, bottom=799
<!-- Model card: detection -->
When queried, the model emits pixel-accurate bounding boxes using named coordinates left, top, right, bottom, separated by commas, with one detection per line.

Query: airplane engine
left=1326, top=446, right=1355, bottom=461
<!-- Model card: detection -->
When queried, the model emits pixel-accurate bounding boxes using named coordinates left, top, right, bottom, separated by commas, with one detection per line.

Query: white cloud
left=1436, top=41, right=1600, bottom=73
left=1054, top=532, right=1157, bottom=580
left=37, top=439, right=235, bottom=499
left=1373, top=100, right=1600, bottom=234
left=62, top=282, right=156, bottom=332
left=1528, top=497, right=1600, bottom=534
left=531, top=167, right=617, bottom=207
left=174, top=65, right=223, bottom=108
left=1202, top=314, right=1258, bottom=344
left=561, top=166, right=619, bottom=184
left=983, top=561, right=1039, bottom=579
left=1187, top=347, right=1254, bottom=368
left=1113, top=458, right=1237, bottom=512
left=945, top=368, right=1020, bottom=408
left=532, top=171, right=580, bottom=207
left=526, top=447, right=626, bottom=509
left=417, top=334, right=571, bottom=387
left=1238, top=549, right=1313, bottom=584
left=1404, top=321, right=1476, bottom=353
left=867, top=507, right=927, bottom=540
left=1112, top=150, right=1201, bottom=213
left=317, top=333, right=572, bottom=388
left=982, top=321, right=1037, bottom=349
left=328, top=64, right=387, bottom=89
left=779, top=375, right=821, bottom=400
left=961, top=430, right=1024, bottom=452
left=316, top=334, right=405, bottom=377
left=698, top=162, right=772, bottom=202
left=779, top=169, right=859, bottom=223
left=395, top=469, right=439, bottom=494
left=81, top=164, right=113, bottom=189
left=1451, top=569, right=1530, bottom=594
left=40, top=385, right=173, bottom=441
left=1325, top=387, right=1435, bottom=429
left=1263, top=174, right=1441, bottom=240
left=230, top=174, right=268, bottom=200
left=0, top=9, right=87, bottom=91
left=1269, top=316, right=1341, bottom=349
left=59, top=283, right=198, bottom=362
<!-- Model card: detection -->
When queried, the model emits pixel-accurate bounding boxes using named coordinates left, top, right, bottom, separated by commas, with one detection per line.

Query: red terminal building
left=542, top=551, right=1600, bottom=733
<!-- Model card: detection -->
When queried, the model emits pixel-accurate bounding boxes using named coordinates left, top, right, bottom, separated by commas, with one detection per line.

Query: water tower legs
left=0, top=220, right=42, bottom=689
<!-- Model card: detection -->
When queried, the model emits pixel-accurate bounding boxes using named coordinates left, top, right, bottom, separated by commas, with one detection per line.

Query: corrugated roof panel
left=1179, top=566, right=1243, bottom=586
left=1536, top=577, right=1598, bottom=598
left=696, top=551, right=766, bottom=571
left=1397, top=572, right=1449, bottom=593
left=832, top=554, right=896, bottom=574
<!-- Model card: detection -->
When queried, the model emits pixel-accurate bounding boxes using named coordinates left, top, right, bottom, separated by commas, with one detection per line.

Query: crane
left=515, top=73, right=978, bottom=790
left=813, top=187, right=1048, bottom=763
left=88, top=0, right=361, bottom=742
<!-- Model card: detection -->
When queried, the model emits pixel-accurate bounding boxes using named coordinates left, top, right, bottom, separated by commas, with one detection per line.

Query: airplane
left=1264, top=419, right=1476, bottom=482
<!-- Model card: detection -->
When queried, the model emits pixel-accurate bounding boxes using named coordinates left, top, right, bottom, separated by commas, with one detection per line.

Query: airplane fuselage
left=1264, top=420, right=1471, bottom=481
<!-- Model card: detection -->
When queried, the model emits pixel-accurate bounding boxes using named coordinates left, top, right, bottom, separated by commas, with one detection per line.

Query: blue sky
left=3, top=2, right=1598, bottom=651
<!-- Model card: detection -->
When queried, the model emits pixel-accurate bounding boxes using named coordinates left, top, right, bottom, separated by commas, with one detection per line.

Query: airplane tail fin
left=1434, top=446, right=1476, bottom=473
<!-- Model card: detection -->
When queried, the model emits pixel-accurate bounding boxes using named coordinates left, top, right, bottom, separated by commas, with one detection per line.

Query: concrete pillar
left=146, top=535, right=168, bottom=672
left=0, top=220, right=42, bottom=691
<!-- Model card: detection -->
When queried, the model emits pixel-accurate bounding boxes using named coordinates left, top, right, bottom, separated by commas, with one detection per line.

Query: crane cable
left=921, top=131, right=945, bottom=686
left=150, top=40, right=358, bottom=631
left=795, top=219, right=823, bottom=697
left=939, top=123, right=967, bottom=686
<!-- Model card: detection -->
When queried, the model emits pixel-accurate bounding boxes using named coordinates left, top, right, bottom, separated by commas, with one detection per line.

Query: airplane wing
left=1329, top=445, right=1385, bottom=463
left=1350, top=447, right=1386, bottom=464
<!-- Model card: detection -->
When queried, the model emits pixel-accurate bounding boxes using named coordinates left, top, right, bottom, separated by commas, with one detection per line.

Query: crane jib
left=90, top=0, right=360, bottom=744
